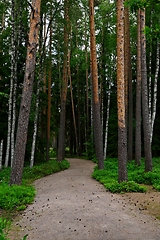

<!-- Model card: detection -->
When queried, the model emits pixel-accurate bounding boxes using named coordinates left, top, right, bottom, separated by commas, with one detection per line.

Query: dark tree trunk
left=57, top=0, right=70, bottom=162
left=10, top=0, right=41, bottom=185
left=135, top=9, right=142, bottom=165
left=140, top=9, right=152, bottom=172
left=89, top=0, right=104, bottom=169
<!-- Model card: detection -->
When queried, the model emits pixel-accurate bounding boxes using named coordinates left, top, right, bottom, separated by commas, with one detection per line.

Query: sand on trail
left=10, top=158, right=160, bottom=240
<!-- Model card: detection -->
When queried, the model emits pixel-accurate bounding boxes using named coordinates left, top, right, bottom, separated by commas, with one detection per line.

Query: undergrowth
left=0, top=159, right=70, bottom=211
left=92, top=158, right=160, bottom=193
left=0, top=159, right=70, bottom=239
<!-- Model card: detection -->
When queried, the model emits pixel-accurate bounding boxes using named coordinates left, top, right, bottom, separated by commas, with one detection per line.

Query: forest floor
left=9, top=158, right=160, bottom=240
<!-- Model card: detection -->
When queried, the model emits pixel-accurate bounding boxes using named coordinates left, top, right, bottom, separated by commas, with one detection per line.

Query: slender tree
left=116, top=0, right=127, bottom=182
left=140, top=8, right=152, bottom=172
left=89, top=0, right=104, bottom=169
left=57, top=0, right=70, bottom=162
left=124, top=6, right=133, bottom=161
left=135, top=9, right=142, bottom=165
left=10, top=0, right=41, bottom=185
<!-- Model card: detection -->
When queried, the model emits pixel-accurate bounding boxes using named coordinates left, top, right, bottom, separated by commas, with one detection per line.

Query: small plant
left=0, top=218, right=10, bottom=240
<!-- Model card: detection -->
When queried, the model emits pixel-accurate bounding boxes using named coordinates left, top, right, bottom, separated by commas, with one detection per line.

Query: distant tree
left=10, top=0, right=41, bottom=185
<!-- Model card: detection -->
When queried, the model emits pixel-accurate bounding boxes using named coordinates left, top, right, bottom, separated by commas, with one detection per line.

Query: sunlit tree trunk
left=140, top=8, right=152, bottom=172
left=57, top=0, right=70, bottom=162
left=116, top=0, right=127, bottom=182
left=135, top=9, right=142, bottom=165
left=89, top=0, right=104, bottom=169
left=10, top=0, right=41, bottom=185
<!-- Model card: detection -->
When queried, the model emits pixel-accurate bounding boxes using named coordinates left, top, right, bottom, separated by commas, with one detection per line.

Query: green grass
left=0, top=159, right=70, bottom=211
left=0, top=159, right=70, bottom=239
left=92, top=158, right=160, bottom=193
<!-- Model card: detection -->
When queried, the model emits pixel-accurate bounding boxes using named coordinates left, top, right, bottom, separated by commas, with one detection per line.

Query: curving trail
left=10, top=158, right=160, bottom=240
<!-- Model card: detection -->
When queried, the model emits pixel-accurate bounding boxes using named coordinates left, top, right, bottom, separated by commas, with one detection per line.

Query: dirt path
left=10, top=158, right=160, bottom=240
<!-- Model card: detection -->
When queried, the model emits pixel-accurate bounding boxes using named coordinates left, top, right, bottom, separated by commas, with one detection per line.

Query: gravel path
left=10, top=158, right=160, bottom=240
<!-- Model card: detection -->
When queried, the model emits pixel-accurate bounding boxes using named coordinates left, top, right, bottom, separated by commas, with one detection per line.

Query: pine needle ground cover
left=92, top=158, right=160, bottom=193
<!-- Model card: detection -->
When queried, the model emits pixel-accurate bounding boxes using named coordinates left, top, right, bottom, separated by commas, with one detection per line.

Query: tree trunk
left=150, top=40, right=159, bottom=143
left=5, top=0, right=15, bottom=167
left=140, top=9, right=152, bottom=172
left=135, top=9, right=142, bottom=165
left=46, top=24, right=52, bottom=162
left=104, top=80, right=111, bottom=160
left=0, top=140, right=3, bottom=171
left=89, top=0, right=104, bottom=169
left=124, top=6, right=133, bottom=161
left=10, top=0, right=41, bottom=185
left=57, top=0, right=70, bottom=162
left=116, top=0, right=128, bottom=182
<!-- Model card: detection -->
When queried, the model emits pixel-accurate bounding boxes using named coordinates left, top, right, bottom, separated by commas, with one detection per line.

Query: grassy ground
left=0, top=158, right=70, bottom=239
left=92, top=158, right=160, bottom=193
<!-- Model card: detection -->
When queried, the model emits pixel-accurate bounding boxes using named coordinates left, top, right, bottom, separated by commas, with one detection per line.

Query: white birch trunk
left=148, top=12, right=152, bottom=127
left=0, top=140, right=3, bottom=170
left=148, top=51, right=152, bottom=127
left=30, top=89, right=40, bottom=168
left=5, top=0, right=15, bottom=167
left=104, top=80, right=111, bottom=160
left=150, top=41, right=159, bottom=143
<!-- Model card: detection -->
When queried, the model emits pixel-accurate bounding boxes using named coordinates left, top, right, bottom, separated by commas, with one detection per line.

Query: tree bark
left=89, top=0, right=104, bottom=169
left=10, top=0, right=41, bottom=185
left=116, top=0, right=128, bottom=182
left=140, top=9, right=152, bottom=172
left=124, top=6, right=133, bottom=161
left=150, top=40, right=159, bottom=143
left=135, top=9, right=142, bottom=165
left=57, top=0, right=70, bottom=162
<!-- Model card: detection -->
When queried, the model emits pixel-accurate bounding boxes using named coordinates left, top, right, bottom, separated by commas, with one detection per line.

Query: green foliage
left=0, top=218, right=10, bottom=240
left=0, top=160, right=70, bottom=211
left=0, top=184, right=35, bottom=210
left=92, top=158, right=160, bottom=193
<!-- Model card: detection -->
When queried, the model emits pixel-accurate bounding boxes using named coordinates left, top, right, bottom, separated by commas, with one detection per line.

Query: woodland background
left=0, top=0, right=160, bottom=184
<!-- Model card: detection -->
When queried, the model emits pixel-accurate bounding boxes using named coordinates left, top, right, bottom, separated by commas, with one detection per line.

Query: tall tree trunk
left=135, top=9, right=142, bottom=165
left=57, top=0, right=70, bottom=162
left=116, top=0, right=128, bottom=182
left=68, top=50, right=79, bottom=155
left=124, top=6, right=133, bottom=161
left=5, top=0, right=15, bottom=167
left=46, top=23, right=52, bottom=162
left=89, top=0, right=104, bottom=169
left=140, top=9, right=152, bottom=172
left=150, top=40, right=159, bottom=143
left=10, top=0, right=41, bottom=185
